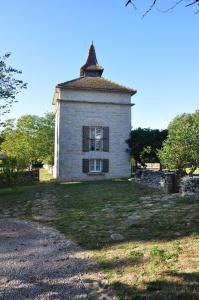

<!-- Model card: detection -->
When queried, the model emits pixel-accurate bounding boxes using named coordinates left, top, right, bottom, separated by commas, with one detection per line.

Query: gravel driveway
left=0, top=219, right=115, bottom=300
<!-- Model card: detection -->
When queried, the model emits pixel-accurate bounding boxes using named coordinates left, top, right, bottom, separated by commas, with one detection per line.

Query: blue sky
left=1, top=0, right=198, bottom=129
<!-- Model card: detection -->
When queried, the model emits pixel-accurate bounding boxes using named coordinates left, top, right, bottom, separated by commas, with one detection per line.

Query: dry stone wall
left=135, top=169, right=199, bottom=199
left=179, top=176, right=199, bottom=200
left=135, top=169, right=163, bottom=189
left=135, top=169, right=178, bottom=193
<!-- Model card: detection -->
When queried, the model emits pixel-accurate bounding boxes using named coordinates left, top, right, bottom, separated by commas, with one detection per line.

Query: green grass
left=39, top=168, right=54, bottom=181
left=0, top=177, right=198, bottom=299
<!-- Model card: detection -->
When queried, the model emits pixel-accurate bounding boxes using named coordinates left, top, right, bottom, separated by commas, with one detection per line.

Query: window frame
left=89, top=159, right=102, bottom=173
left=89, top=127, right=103, bottom=152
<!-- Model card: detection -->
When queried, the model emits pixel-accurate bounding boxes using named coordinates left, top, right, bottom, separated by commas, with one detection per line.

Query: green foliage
left=0, top=53, right=27, bottom=116
left=0, top=113, right=55, bottom=169
left=126, top=128, right=168, bottom=167
left=150, top=246, right=178, bottom=265
left=172, top=241, right=183, bottom=254
left=0, top=157, right=25, bottom=185
left=129, top=250, right=143, bottom=261
left=158, top=111, right=199, bottom=174
left=35, top=113, right=55, bottom=165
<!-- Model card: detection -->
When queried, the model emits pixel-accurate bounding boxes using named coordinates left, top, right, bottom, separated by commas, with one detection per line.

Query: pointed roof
left=80, top=42, right=104, bottom=77
left=53, top=43, right=137, bottom=104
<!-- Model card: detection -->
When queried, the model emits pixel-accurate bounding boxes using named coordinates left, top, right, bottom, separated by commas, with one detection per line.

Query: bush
left=0, top=157, right=26, bottom=185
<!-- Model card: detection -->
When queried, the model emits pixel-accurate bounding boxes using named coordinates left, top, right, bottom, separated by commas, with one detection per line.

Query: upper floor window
left=82, top=126, right=109, bottom=152
left=90, top=127, right=103, bottom=151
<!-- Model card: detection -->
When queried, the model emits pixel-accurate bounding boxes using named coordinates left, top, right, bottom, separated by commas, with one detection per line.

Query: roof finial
left=80, top=43, right=104, bottom=77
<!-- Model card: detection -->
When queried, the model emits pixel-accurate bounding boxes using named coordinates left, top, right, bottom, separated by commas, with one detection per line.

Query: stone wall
left=0, top=169, right=39, bottom=187
left=135, top=169, right=199, bottom=198
left=135, top=169, right=179, bottom=194
left=135, top=169, right=163, bottom=189
left=179, top=176, right=199, bottom=200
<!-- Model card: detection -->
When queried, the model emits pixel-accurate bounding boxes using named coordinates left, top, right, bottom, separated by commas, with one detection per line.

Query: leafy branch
left=0, top=53, right=27, bottom=116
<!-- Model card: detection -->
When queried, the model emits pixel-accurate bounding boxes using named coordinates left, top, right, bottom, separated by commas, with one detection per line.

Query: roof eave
left=56, top=85, right=136, bottom=95
left=131, top=89, right=137, bottom=96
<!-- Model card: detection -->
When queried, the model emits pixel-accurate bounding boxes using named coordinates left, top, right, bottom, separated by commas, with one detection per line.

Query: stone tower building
left=53, top=43, right=136, bottom=181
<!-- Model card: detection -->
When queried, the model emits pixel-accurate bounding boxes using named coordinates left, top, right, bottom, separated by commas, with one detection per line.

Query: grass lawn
left=39, top=168, right=54, bottom=181
left=0, top=173, right=198, bottom=299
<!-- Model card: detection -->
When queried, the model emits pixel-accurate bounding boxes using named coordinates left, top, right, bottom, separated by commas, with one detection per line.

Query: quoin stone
left=53, top=43, right=137, bottom=181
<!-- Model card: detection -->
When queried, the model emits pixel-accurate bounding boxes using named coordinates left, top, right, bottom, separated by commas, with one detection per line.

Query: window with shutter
left=82, top=126, right=90, bottom=152
left=89, top=159, right=102, bottom=172
left=103, top=159, right=109, bottom=173
left=83, top=126, right=109, bottom=153
left=89, top=127, right=103, bottom=151
left=83, top=159, right=109, bottom=174
left=103, top=127, right=109, bottom=152
left=82, top=159, right=89, bottom=173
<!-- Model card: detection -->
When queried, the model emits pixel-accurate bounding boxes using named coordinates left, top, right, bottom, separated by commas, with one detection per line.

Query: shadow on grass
left=112, top=272, right=199, bottom=300
left=0, top=180, right=199, bottom=250
left=42, top=179, right=199, bottom=250
left=0, top=180, right=198, bottom=300
left=98, top=255, right=144, bottom=271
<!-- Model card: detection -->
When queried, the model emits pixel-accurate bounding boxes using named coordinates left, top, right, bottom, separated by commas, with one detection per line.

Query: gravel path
left=0, top=219, right=115, bottom=300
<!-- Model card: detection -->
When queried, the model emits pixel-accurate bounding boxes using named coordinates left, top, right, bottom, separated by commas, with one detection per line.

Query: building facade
left=53, top=43, right=136, bottom=181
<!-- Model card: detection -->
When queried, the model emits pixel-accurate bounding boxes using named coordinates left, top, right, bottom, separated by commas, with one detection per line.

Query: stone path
left=0, top=219, right=115, bottom=300
left=31, top=184, right=59, bottom=222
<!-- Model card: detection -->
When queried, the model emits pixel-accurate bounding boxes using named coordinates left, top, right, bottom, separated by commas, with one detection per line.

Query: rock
left=127, top=214, right=141, bottom=221
left=144, top=203, right=153, bottom=207
left=162, top=204, right=171, bottom=207
left=161, top=195, right=175, bottom=201
left=153, top=195, right=161, bottom=198
left=182, top=192, right=199, bottom=201
left=101, top=208, right=114, bottom=213
left=110, top=233, right=124, bottom=241
left=175, top=232, right=181, bottom=236
left=124, top=214, right=141, bottom=226
left=140, top=196, right=151, bottom=201
left=32, top=215, right=58, bottom=221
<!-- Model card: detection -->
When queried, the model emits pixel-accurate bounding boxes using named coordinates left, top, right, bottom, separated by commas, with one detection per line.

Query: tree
left=0, top=53, right=27, bottom=116
left=158, top=111, right=199, bottom=174
left=126, top=127, right=168, bottom=167
left=35, top=113, right=55, bottom=165
left=125, top=0, right=199, bottom=16
left=0, top=113, right=55, bottom=170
